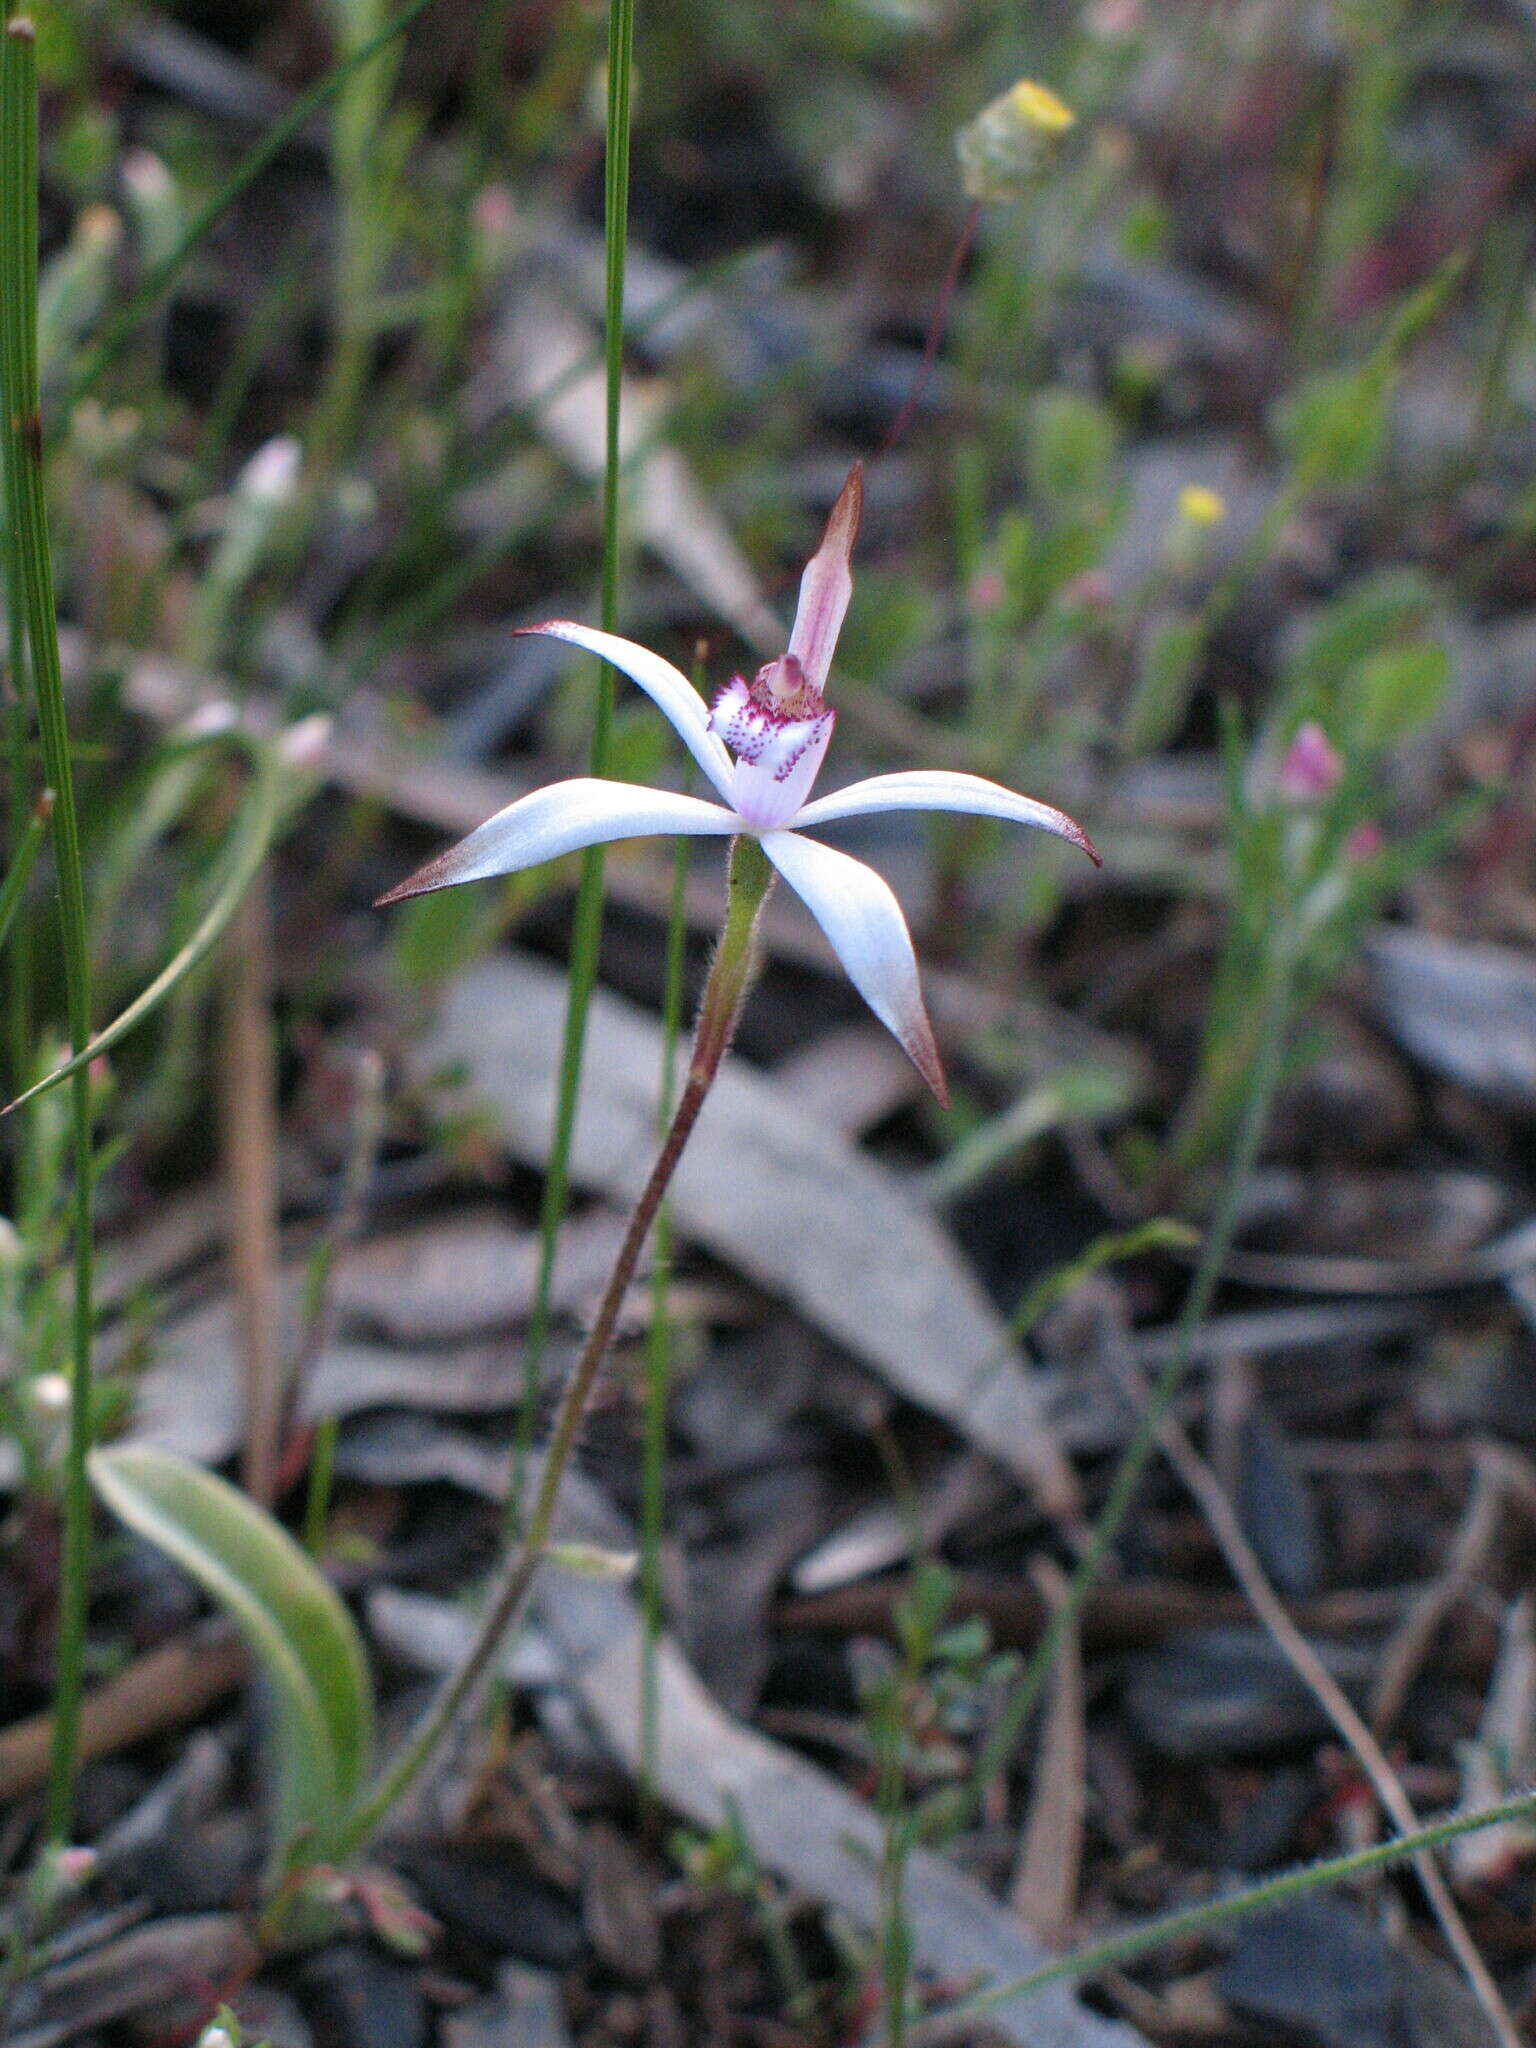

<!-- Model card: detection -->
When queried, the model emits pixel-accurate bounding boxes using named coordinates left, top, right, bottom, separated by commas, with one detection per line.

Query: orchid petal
left=793, top=768, right=1101, bottom=864
left=786, top=464, right=862, bottom=695
left=730, top=714, right=835, bottom=830
left=376, top=779, right=738, bottom=904
left=516, top=620, right=737, bottom=802
left=763, top=828, right=947, bottom=1104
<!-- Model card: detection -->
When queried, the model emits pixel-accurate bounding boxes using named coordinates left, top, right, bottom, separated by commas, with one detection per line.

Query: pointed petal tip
left=881, top=986, right=950, bottom=1106
left=1033, top=797, right=1101, bottom=868
left=1037, top=799, right=1102, bottom=868
left=827, top=461, right=864, bottom=553
left=374, top=834, right=510, bottom=906
left=893, top=1002, right=948, bottom=1105
left=919, top=1041, right=950, bottom=1108
left=374, top=866, right=435, bottom=907
left=788, top=468, right=865, bottom=694
left=900, top=989, right=948, bottom=1105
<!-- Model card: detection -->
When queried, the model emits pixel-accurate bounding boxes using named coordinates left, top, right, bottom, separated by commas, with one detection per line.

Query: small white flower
left=237, top=434, right=302, bottom=506
left=30, top=1372, right=71, bottom=1419
left=278, top=711, right=334, bottom=769
left=379, top=467, right=1099, bottom=1101
left=120, top=149, right=174, bottom=208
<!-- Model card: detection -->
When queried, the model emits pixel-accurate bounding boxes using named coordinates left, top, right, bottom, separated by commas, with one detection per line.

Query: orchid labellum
left=380, top=465, right=1099, bottom=1102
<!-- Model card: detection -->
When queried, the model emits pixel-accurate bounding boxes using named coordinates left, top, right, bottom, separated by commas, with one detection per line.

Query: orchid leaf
left=89, top=1445, right=374, bottom=1869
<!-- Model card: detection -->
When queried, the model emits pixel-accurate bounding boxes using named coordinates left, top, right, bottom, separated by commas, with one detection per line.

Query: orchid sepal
left=795, top=767, right=1101, bottom=865
left=375, top=778, right=737, bottom=904
left=786, top=462, right=862, bottom=694
left=762, top=827, right=947, bottom=1105
left=511, top=620, right=736, bottom=801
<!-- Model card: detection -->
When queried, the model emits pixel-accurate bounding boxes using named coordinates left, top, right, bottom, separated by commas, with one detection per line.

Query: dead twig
left=1129, top=1362, right=1523, bottom=2048
left=1372, top=1440, right=1536, bottom=1735
left=0, top=1629, right=244, bottom=1802
left=1010, top=1557, right=1086, bottom=1946
left=221, top=871, right=282, bottom=1507
left=777, top=1572, right=1418, bottom=1653
left=274, top=1045, right=386, bottom=1493
left=1372, top=1446, right=1506, bottom=1736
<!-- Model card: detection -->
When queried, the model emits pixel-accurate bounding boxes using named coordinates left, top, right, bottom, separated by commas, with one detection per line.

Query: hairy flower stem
left=333, top=836, right=774, bottom=1862
left=895, top=1786, right=1536, bottom=2047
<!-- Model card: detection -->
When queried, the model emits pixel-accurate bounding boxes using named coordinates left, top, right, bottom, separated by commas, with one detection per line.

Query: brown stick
left=221, top=872, right=282, bottom=1507
left=1372, top=1440, right=1536, bottom=1736
left=1139, top=1372, right=1522, bottom=2048
left=0, top=1630, right=245, bottom=1801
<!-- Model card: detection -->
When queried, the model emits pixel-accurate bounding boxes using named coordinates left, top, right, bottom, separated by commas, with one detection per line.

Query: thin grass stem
left=0, top=16, right=99, bottom=1843
left=307, top=0, right=403, bottom=477
left=901, top=1789, right=1536, bottom=2044
left=64, top=0, right=442, bottom=417
left=5, top=740, right=288, bottom=1116
left=1, top=2, right=31, bottom=1112
left=0, top=784, right=49, bottom=955
left=4, top=516, right=30, bottom=1105
left=516, top=0, right=636, bottom=1501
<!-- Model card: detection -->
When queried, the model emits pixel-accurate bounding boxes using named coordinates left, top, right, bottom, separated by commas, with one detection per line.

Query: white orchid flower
left=379, top=465, right=1099, bottom=1103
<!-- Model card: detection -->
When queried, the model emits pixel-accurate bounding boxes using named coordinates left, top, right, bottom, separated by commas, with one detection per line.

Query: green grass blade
left=1009, top=1217, right=1198, bottom=1341
left=0, top=14, right=97, bottom=1843
left=3, top=471, right=30, bottom=1098
left=64, top=0, right=442, bottom=415
left=4, top=746, right=288, bottom=1115
left=0, top=783, right=49, bottom=955
left=924, top=1789, right=1536, bottom=2029
left=0, top=0, right=32, bottom=1354
left=518, top=0, right=637, bottom=1472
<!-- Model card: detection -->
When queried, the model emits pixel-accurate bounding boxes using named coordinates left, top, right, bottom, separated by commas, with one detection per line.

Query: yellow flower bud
left=957, top=78, right=1076, bottom=203
left=1176, top=483, right=1227, bottom=527
left=1008, top=79, right=1076, bottom=136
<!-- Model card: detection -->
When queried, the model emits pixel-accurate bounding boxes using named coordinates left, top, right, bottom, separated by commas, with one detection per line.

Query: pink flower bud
left=121, top=149, right=173, bottom=207
left=1061, top=569, right=1112, bottom=609
left=178, top=700, right=239, bottom=742
left=969, top=570, right=1005, bottom=612
left=473, top=183, right=516, bottom=239
left=1279, top=720, right=1342, bottom=801
left=1346, top=821, right=1384, bottom=861
left=279, top=713, right=333, bottom=768
left=1088, top=0, right=1143, bottom=34
left=238, top=435, right=301, bottom=506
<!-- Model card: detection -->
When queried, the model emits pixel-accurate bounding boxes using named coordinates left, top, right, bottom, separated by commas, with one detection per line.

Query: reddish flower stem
left=877, top=199, right=981, bottom=458
left=330, top=835, right=775, bottom=1865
